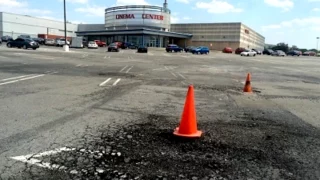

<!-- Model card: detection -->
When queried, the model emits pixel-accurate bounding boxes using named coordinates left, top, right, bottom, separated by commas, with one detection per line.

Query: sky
left=0, top=0, right=320, bottom=49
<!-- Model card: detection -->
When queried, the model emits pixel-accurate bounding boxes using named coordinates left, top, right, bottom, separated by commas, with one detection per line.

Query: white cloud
left=0, top=0, right=52, bottom=16
left=196, top=0, right=243, bottom=14
left=183, top=16, right=191, bottom=20
left=308, top=0, right=320, bottom=2
left=262, top=17, right=320, bottom=32
left=0, top=0, right=26, bottom=7
left=312, top=8, right=320, bottom=11
left=75, top=5, right=106, bottom=17
left=175, top=0, right=190, bottom=4
left=116, top=0, right=149, bottom=5
left=264, top=0, right=294, bottom=12
left=171, top=16, right=180, bottom=23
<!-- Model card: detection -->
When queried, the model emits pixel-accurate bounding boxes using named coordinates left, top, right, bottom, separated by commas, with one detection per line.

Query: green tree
left=309, top=49, right=318, bottom=53
left=299, top=49, right=308, bottom=53
left=291, top=45, right=299, bottom=50
left=272, top=42, right=289, bottom=53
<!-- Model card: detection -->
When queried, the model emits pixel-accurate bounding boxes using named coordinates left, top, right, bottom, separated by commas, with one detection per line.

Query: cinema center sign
left=116, top=14, right=164, bottom=20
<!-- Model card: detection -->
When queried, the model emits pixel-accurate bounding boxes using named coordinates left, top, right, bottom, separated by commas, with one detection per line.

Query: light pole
left=63, top=0, right=69, bottom=51
left=317, top=37, right=319, bottom=53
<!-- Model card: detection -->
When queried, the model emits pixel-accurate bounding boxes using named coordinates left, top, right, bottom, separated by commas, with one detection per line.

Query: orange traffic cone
left=243, top=73, right=252, bottom=93
left=173, top=85, right=202, bottom=138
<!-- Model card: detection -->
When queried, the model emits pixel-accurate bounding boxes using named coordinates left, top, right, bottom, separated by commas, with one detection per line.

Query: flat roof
left=76, top=28, right=192, bottom=38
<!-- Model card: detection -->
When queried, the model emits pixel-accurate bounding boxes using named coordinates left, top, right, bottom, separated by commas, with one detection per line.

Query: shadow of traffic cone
left=173, top=85, right=202, bottom=138
left=243, top=73, right=252, bottom=93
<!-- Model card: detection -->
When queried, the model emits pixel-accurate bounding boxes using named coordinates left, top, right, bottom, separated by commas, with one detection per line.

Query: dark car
left=0, top=38, right=2, bottom=45
left=263, top=49, right=274, bottom=55
left=32, top=38, right=45, bottom=45
left=125, top=42, right=137, bottom=49
left=252, top=49, right=262, bottom=55
left=7, top=38, right=39, bottom=50
left=1, top=35, right=13, bottom=42
left=235, top=47, right=246, bottom=54
left=137, top=46, right=148, bottom=53
left=287, top=50, right=300, bottom=56
left=18, top=35, right=31, bottom=39
left=166, top=44, right=183, bottom=52
left=223, top=47, right=233, bottom=53
left=184, top=46, right=195, bottom=53
left=107, top=43, right=119, bottom=52
left=191, top=46, right=210, bottom=54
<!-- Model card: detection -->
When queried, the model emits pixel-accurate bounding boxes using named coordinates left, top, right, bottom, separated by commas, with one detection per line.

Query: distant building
left=0, top=0, right=265, bottom=50
left=0, top=12, right=78, bottom=39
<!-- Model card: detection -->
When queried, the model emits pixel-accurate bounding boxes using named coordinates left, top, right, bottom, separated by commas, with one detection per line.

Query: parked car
left=240, top=49, right=257, bottom=56
left=271, top=50, right=286, bottom=56
left=32, top=38, right=45, bottom=45
left=263, top=49, right=274, bottom=55
left=94, top=40, right=106, bottom=47
left=127, top=43, right=137, bottom=49
left=184, top=46, right=196, bottom=53
left=0, top=38, right=2, bottom=45
left=88, top=41, right=98, bottom=49
left=1, top=35, right=13, bottom=42
left=303, top=51, right=316, bottom=56
left=252, top=49, right=262, bottom=55
left=137, top=45, right=148, bottom=53
left=18, top=35, right=31, bottom=39
left=45, top=39, right=55, bottom=46
left=223, top=47, right=233, bottom=53
left=107, top=43, right=119, bottom=52
left=287, top=50, right=301, bottom=56
left=113, top=41, right=123, bottom=48
left=235, top=47, right=246, bottom=54
left=55, top=38, right=70, bottom=47
left=166, top=44, right=183, bottom=52
left=191, top=46, right=210, bottom=54
left=7, top=38, right=39, bottom=50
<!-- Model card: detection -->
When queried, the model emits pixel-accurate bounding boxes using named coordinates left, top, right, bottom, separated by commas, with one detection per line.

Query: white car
left=55, top=38, right=70, bottom=47
left=240, top=49, right=257, bottom=56
left=88, top=41, right=98, bottom=49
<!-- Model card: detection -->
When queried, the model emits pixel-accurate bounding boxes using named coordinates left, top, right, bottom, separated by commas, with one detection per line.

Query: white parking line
left=76, top=64, right=82, bottom=67
left=0, top=74, right=45, bottom=86
left=104, top=56, right=107, bottom=59
left=126, top=66, right=134, bottom=73
left=11, top=147, right=75, bottom=170
left=113, top=78, right=121, bottom=86
left=177, top=73, right=186, bottom=79
left=170, top=72, right=177, bottom=78
left=119, top=65, right=128, bottom=72
left=99, top=78, right=112, bottom=86
left=0, top=74, right=35, bottom=82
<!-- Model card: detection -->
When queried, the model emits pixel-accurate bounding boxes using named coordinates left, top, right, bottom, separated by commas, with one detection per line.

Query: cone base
left=173, top=128, right=202, bottom=138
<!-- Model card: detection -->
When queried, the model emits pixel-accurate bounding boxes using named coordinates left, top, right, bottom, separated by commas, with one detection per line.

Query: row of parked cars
left=166, top=44, right=210, bottom=54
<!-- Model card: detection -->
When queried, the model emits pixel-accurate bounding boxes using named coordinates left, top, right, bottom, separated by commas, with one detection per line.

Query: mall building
left=0, top=0, right=265, bottom=50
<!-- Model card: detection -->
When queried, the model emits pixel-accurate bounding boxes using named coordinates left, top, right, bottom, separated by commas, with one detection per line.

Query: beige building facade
left=171, top=23, right=265, bottom=51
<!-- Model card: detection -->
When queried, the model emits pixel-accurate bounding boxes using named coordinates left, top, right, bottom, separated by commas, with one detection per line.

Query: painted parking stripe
left=99, top=78, right=112, bottom=86
left=0, top=74, right=45, bottom=86
left=125, top=66, right=134, bottom=73
left=170, top=72, right=177, bottom=78
left=0, top=74, right=35, bottom=82
left=113, top=78, right=121, bottom=86
left=119, top=65, right=128, bottom=72
left=177, top=73, right=186, bottom=79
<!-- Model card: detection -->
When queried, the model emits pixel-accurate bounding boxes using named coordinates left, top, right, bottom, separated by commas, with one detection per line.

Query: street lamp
left=317, top=37, right=319, bottom=53
left=63, top=0, right=69, bottom=51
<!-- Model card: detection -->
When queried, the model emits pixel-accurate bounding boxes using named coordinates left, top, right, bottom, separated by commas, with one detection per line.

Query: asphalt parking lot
left=0, top=45, right=320, bottom=179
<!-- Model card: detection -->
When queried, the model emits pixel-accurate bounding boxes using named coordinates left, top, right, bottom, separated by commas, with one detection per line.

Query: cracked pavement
left=0, top=45, right=319, bottom=179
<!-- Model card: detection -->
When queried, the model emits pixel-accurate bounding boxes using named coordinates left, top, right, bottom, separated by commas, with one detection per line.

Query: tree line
left=266, top=42, right=318, bottom=54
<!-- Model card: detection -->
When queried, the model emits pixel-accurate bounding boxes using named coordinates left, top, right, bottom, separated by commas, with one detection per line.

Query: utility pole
left=317, top=37, right=319, bottom=53
left=63, top=0, right=69, bottom=51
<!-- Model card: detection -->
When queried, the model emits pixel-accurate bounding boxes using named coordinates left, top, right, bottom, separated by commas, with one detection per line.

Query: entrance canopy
left=76, top=28, right=192, bottom=39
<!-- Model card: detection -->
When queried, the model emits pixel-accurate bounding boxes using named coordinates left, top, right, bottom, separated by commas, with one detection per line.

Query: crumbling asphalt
left=0, top=46, right=320, bottom=180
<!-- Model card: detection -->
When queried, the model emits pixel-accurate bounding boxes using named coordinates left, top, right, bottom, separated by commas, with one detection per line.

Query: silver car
left=273, top=50, right=286, bottom=57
